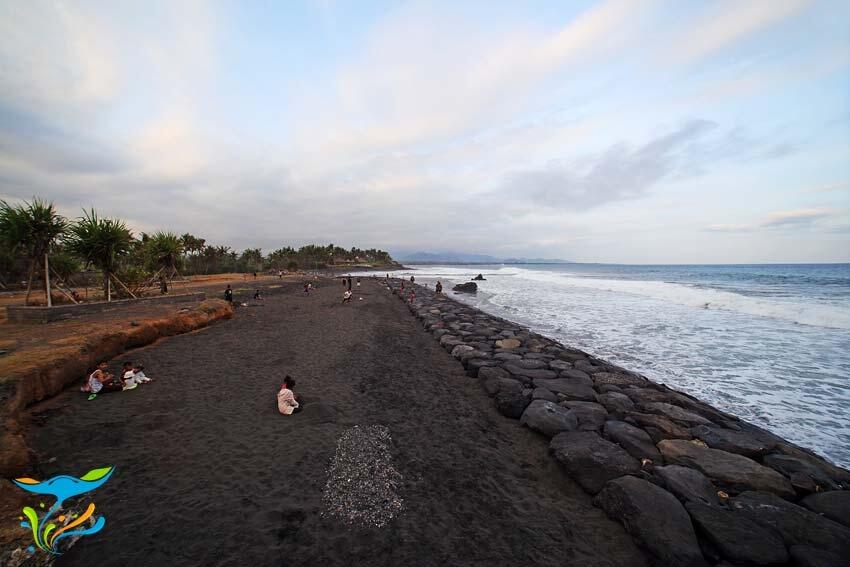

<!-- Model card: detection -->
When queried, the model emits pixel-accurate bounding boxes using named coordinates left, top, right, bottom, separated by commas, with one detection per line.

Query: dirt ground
left=20, top=278, right=649, bottom=567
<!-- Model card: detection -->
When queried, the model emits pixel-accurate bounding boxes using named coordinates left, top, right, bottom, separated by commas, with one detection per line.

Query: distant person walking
left=347, top=276, right=352, bottom=291
left=410, top=275, right=415, bottom=284
left=224, top=284, right=233, bottom=303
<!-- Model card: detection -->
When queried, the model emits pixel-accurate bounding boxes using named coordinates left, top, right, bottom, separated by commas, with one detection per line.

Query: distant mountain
left=397, top=251, right=572, bottom=264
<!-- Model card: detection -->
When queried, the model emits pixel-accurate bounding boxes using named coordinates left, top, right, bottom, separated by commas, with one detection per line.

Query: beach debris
left=320, top=425, right=403, bottom=529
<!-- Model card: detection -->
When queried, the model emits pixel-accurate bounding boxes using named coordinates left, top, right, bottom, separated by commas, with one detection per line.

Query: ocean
left=376, top=263, right=850, bottom=468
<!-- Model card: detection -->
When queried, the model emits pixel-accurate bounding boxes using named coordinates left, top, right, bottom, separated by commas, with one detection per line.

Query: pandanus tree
left=66, top=209, right=133, bottom=301
left=0, top=198, right=67, bottom=305
left=147, top=231, right=184, bottom=277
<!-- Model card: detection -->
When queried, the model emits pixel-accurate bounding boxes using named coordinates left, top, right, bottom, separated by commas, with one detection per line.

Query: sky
left=0, top=0, right=848, bottom=263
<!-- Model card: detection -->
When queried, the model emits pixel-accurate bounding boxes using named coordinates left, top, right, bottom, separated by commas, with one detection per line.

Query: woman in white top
left=277, top=376, right=301, bottom=415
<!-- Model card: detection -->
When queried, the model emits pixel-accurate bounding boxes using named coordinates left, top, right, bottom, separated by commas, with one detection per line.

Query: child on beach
left=133, top=363, right=152, bottom=384
left=342, top=289, right=353, bottom=303
left=408, top=290, right=416, bottom=303
left=435, top=281, right=443, bottom=294
left=81, top=361, right=121, bottom=398
left=122, top=361, right=139, bottom=390
left=224, top=284, right=233, bottom=303
left=277, top=376, right=301, bottom=415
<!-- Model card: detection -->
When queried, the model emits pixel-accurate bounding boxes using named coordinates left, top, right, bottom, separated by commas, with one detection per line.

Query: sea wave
left=501, top=268, right=850, bottom=330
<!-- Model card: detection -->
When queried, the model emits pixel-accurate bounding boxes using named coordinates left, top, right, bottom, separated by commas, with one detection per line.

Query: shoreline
left=388, top=278, right=850, bottom=565
left=2, top=277, right=847, bottom=565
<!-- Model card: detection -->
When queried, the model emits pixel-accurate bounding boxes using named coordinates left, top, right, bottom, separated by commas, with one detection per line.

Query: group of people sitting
left=81, top=360, right=152, bottom=400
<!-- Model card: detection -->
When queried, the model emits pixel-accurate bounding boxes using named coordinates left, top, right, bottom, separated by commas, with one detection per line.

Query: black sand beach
left=27, top=280, right=649, bottom=567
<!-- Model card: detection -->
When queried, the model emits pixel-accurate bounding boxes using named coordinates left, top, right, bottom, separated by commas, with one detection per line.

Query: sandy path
left=28, top=279, right=648, bottom=567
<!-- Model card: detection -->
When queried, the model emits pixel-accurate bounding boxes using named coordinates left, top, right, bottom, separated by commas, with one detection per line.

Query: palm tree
left=0, top=198, right=67, bottom=305
left=66, top=209, right=133, bottom=301
left=148, top=231, right=184, bottom=277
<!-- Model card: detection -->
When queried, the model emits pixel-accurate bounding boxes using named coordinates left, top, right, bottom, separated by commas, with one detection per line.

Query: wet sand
left=27, top=279, right=649, bottom=567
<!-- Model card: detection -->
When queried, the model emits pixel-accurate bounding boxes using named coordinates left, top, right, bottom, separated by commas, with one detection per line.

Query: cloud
left=497, top=120, right=718, bottom=210
left=662, top=0, right=811, bottom=65
left=762, top=208, right=835, bottom=227
left=705, top=208, right=842, bottom=232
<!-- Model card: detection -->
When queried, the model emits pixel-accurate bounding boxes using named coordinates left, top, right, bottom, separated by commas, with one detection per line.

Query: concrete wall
left=6, top=292, right=206, bottom=323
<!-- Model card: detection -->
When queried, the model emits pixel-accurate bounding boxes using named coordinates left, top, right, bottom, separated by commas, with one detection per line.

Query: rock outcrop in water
left=389, top=278, right=850, bottom=567
left=452, top=282, right=477, bottom=293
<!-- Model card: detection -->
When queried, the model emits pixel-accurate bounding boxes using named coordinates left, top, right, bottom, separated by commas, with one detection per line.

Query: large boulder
left=626, top=412, right=693, bottom=441
left=773, top=442, right=850, bottom=485
left=561, top=401, right=608, bottom=431
left=641, top=403, right=713, bottom=426
left=504, top=364, right=558, bottom=381
left=789, top=545, right=848, bottom=567
left=494, top=338, right=521, bottom=349
left=595, top=476, right=708, bottom=567
left=560, top=368, right=592, bottom=384
left=654, top=465, right=719, bottom=506
left=549, top=431, right=639, bottom=494
left=531, top=387, right=558, bottom=403
left=593, top=372, right=647, bottom=387
left=548, top=359, right=573, bottom=372
left=730, top=491, right=850, bottom=558
left=494, top=380, right=532, bottom=419
left=598, top=392, right=636, bottom=414
left=800, top=490, right=850, bottom=527
left=452, top=282, right=477, bottom=293
left=658, top=440, right=795, bottom=498
left=690, top=425, right=774, bottom=458
left=685, top=501, right=789, bottom=565
left=533, top=378, right=597, bottom=401
left=604, top=420, right=662, bottom=461
left=520, top=400, right=579, bottom=438
left=763, top=454, right=841, bottom=492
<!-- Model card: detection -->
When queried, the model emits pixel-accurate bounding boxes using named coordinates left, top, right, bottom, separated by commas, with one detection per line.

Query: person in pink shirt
left=277, top=376, right=301, bottom=415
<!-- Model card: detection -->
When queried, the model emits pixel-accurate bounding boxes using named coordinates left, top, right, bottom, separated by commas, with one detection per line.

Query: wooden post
left=44, top=253, right=52, bottom=307
left=107, top=276, right=111, bottom=302
left=111, top=273, right=137, bottom=299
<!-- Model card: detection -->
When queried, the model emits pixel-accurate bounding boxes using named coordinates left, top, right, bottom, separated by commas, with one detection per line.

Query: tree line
left=0, top=198, right=396, bottom=305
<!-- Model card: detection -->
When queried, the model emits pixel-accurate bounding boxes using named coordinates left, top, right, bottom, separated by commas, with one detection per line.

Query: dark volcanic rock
left=685, top=501, right=789, bottom=565
left=493, top=352, right=522, bottom=361
left=595, top=475, right=708, bottom=567
left=598, top=392, right=635, bottom=414
left=773, top=442, right=850, bottom=485
left=593, top=372, right=647, bottom=387
left=507, top=358, right=548, bottom=369
left=504, top=364, right=558, bottom=381
left=494, top=380, right=532, bottom=419
left=547, top=359, right=573, bottom=372
left=549, top=431, right=639, bottom=494
left=483, top=377, right=519, bottom=397
left=478, top=365, right=510, bottom=383
left=801, top=490, right=850, bottom=527
left=789, top=545, right=848, bottom=567
left=561, top=401, right=608, bottom=431
left=658, top=440, right=795, bottom=498
left=465, top=358, right=498, bottom=377
left=731, top=491, right=850, bottom=558
left=604, top=420, right=662, bottom=461
left=521, top=400, right=579, bottom=438
left=763, top=454, right=841, bottom=492
left=641, top=402, right=713, bottom=426
left=532, top=378, right=597, bottom=401
left=654, top=465, right=719, bottom=506
left=690, top=424, right=774, bottom=458
left=560, top=368, right=592, bottom=383
left=452, top=282, right=478, bottom=293
left=531, top=387, right=558, bottom=403
left=626, top=412, right=693, bottom=441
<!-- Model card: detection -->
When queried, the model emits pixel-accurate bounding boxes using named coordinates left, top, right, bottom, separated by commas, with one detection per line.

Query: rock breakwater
left=388, top=279, right=850, bottom=566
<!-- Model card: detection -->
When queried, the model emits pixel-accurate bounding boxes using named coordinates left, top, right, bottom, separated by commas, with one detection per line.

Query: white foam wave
left=498, top=268, right=850, bottom=330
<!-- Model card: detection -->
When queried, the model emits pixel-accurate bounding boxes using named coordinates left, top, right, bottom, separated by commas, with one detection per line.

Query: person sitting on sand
left=81, top=361, right=121, bottom=398
left=253, top=289, right=263, bottom=300
left=277, top=376, right=301, bottom=415
left=122, top=361, right=139, bottom=390
left=224, top=285, right=233, bottom=303
left=342, top=289, right=353, bottom=303
left=133, top=363, right=152, bottom=383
